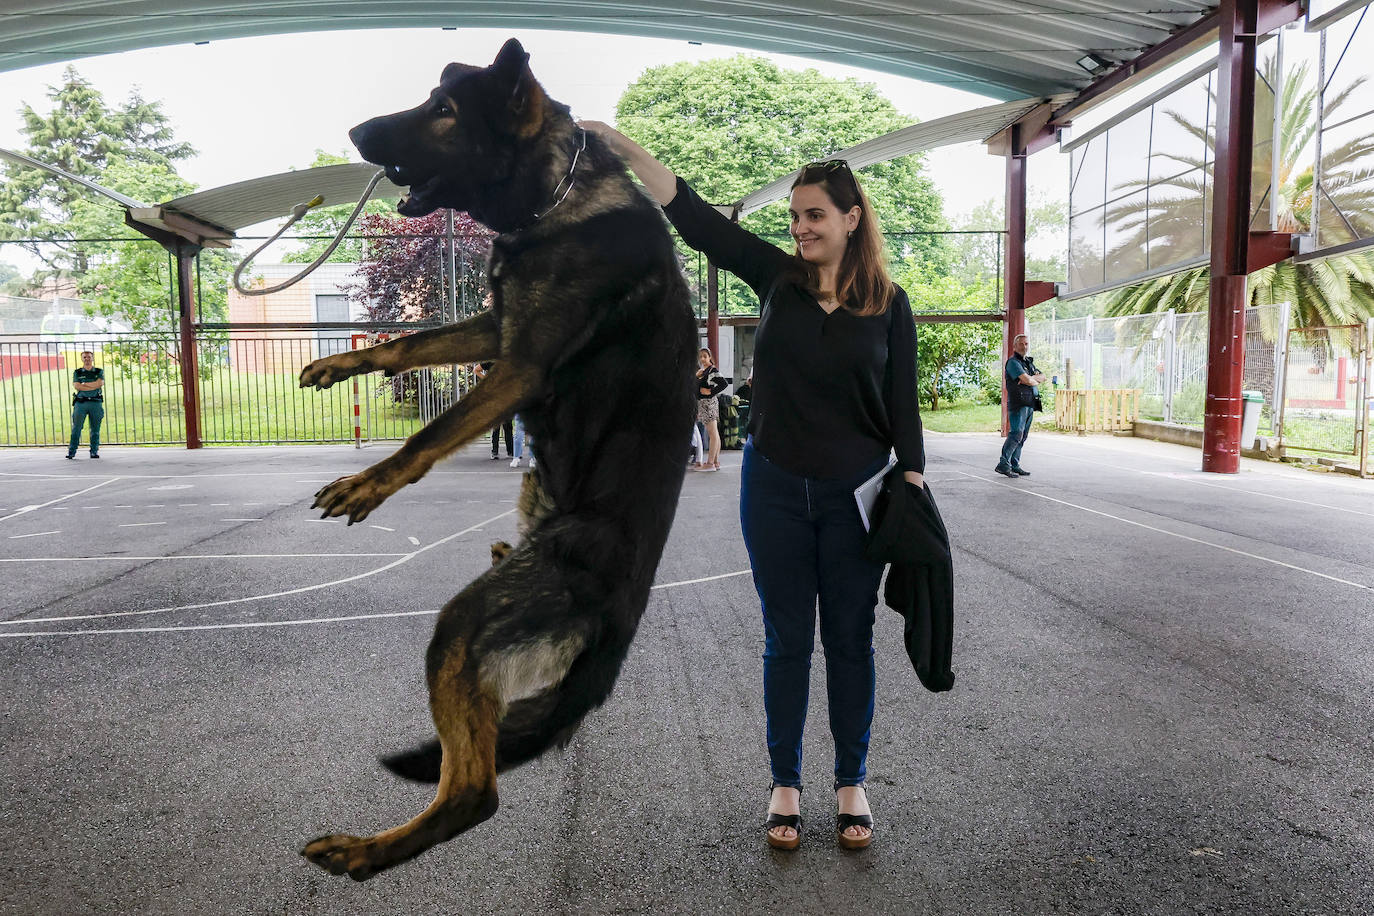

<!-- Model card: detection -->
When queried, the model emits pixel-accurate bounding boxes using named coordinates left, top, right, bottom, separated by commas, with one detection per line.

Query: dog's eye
left=435, top=103, right=453, bottom=117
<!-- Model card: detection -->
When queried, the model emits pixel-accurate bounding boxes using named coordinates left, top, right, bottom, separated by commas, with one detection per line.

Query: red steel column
left=175, top=243, right=202, bottom=449
left=706, top=260, right=720, bottom=358
left=1002, top=123, right=1028, bottom=436
left=1203, top=0, right=1259, bottom=473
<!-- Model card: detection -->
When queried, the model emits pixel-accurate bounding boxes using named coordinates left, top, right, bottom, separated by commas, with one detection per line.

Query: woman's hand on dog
left=578, top=120, right=678, bottom=207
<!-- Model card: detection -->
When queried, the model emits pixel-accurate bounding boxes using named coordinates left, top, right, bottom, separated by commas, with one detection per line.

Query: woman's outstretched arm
left=580, top=120, right=678, bottom=207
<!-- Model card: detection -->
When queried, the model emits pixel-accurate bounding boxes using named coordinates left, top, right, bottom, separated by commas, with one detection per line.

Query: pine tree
left=0, top=67, right=197, bottom=278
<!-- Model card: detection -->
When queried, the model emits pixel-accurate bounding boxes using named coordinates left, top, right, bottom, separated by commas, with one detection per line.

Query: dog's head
left=350, top=38, right=555, bottom=220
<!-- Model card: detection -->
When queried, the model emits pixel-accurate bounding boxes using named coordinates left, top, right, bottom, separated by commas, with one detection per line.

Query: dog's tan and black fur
left=296, top=39, right=696, bottom=880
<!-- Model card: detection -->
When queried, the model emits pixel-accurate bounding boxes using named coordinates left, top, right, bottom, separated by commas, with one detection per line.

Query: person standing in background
left=67, top=350, right=104, bottom=459
left=996, top=334, right=1045, bottom=478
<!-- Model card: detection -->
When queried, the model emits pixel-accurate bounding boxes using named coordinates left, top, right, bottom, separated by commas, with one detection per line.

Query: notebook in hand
left=854, top=452, right=898, bottom=532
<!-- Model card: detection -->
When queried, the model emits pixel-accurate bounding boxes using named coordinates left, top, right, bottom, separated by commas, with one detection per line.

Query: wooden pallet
left=1054, top=389, right=1140, bottom=434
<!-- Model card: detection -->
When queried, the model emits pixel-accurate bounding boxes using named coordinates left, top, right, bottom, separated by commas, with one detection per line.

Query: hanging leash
left=232, top=168, right=387, bottom=297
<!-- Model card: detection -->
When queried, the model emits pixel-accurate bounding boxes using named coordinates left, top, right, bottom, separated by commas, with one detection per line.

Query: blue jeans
left=68, top=401, right=104, bottom=456
left=740, top=439, right=886, bottom=789
left=999, top=405, right=1033, bottom=469
left=512, top=416, right=526, bottom=459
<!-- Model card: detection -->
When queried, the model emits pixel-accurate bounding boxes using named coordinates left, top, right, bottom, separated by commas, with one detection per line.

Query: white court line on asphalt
left=1034, top=445, right=1374, bottom=518
left=650, top=569, right=751, bottom=590
left=0, top=508, right=516, bottom=627
left=0, top=552, right=408, bottom=563
left=221, top=518, right=262, bottom=522
left=118, top=522, right=166, bottom=528
left=0, top=478, right=118, bottom=523
left=0, top=609, right=441, bottom=638
left=0, top=564, right=754, bottom=637
left=953, top=470, right=1371, bottom=591
left=8, top=530, right=59, bottom=540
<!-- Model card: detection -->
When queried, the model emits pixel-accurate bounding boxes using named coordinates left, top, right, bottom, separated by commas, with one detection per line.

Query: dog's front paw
left=300, top=353, right=368, bottom=390
left=302, top=834, right=379, bottom=882
left=313, top=471, right=394, bottom=525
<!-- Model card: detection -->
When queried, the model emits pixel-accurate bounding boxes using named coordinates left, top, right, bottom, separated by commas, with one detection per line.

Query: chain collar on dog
left=530, top=128, right=587, bottom=223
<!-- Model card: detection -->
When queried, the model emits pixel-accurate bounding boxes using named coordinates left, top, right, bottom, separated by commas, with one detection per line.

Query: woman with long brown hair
left=582, top=121, right=925, bottom=852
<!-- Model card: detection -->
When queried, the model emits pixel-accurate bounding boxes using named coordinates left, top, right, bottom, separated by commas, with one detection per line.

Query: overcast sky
left=0, top=28, right=1073, bottom=235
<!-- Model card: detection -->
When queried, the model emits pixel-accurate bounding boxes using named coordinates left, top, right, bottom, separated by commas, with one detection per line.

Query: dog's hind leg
left=302, top=643, right=503, bottom=881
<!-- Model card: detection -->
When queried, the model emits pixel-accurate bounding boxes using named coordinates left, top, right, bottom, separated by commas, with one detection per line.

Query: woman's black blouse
left=663, top=176, right=924, bottom=479
left=697, top=366, right=728, bottom=400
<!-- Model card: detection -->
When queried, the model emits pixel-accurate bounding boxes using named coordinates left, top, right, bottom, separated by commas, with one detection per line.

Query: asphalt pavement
left=1, top=432, right=1371, bottom=915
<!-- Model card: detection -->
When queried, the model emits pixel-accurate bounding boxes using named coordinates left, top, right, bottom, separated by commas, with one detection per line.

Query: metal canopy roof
left=0, top=1, right=1217, bottom=101
left=158, top=163, right=402, bottom=233
left=734, top=94, right=1071, bottom=215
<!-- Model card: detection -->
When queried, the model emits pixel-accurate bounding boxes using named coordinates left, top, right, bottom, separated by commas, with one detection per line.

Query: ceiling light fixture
left=1075, top=53, right=1113, bottom=75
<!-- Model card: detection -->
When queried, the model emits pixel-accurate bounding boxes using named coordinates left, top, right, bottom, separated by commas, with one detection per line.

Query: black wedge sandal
left=836, top=784, right=873, bottom=850
left=766, top=784, right=803, bottom=851
left=836, top=812, right=874, bottom=849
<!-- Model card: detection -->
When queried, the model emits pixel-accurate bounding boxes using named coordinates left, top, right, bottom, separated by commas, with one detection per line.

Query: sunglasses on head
left=800, top=158, right=860, bottom=195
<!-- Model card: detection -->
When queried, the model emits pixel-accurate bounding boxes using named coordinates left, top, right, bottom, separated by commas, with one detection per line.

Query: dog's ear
left=492, top=38, right=529, bottom=79
left=489, top=37, right=544, bottom=135
left=441, top=62, right=482, bottom=87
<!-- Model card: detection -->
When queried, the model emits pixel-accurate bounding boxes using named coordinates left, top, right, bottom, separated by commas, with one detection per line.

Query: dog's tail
left=378, top=692, right=591, bottom=784
left=380, top=741, right=443, bottom=783
left=380, top=628, right=632, bottom=784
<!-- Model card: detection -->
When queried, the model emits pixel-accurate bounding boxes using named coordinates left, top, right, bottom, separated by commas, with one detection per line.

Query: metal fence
left=1280, top=323, right=1371, bottom=459
left=1028, top=303, right=1288, bottom=431
left=0, top=328, right=469, bottom=447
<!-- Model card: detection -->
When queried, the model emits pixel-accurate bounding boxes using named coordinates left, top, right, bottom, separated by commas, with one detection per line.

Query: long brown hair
left=790, top=160, right=894, bottom=317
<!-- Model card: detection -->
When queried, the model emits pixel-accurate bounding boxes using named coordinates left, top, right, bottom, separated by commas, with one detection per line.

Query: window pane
left=1069, top=208, right=1106, bottom=290
left=1316, top=110, right=1374, bottom=246
left=1105, top=191, right=1149, bottom=282
left=1070, top=135, right=1107, bottom=215
left=1149, top=75, right=1211, bottom=183
left=1251, top=51, right=1277, bottom=227
left=1105, top=110, right=1153, bottom=206
left=1325, top=9, right=1374, bottom=122
left=1147, top=168, right=1209, bottom=268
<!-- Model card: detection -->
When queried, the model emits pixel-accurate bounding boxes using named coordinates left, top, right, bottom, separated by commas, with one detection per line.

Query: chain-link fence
left=1028, top=303, right=1289, bottom=434
left=1281, top=324, right=1369, bottom=456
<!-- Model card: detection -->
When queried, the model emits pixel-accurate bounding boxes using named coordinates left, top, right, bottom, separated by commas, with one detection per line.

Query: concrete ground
left=1, top=431, right=1371, bottom=915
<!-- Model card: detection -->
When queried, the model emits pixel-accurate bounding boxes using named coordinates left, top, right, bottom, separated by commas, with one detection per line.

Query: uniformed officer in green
left=67, top=350, right=104, bottom=459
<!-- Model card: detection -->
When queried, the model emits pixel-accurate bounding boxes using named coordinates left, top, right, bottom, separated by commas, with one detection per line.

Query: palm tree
left=1099, top=54, right=1374, bottom=329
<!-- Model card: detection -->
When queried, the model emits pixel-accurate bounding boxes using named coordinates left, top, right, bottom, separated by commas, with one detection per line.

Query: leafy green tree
left=0, top=67, right=195, bottom=279
left=894, top=265, right=1002, bottom=409
left=0, top=261, right=21, bottom=294
left=1101, top=57, right=1374, bottom=328
left=0, top=68, right=229, bottom=381
left=950, top=191, right=1068, bottom=287
left=283, top=150, right=399, bottom=264
left=615, top=55, right=950, bottom=314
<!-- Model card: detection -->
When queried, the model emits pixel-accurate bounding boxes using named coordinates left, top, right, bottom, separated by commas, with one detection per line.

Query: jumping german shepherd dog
left=296, top=38, right=696, bottom=880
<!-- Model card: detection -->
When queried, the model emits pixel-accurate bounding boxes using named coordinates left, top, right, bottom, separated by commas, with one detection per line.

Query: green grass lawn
left=921, top=399, right=1059, bottom=434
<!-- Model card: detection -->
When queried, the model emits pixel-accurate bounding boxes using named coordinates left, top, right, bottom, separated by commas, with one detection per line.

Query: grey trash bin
left=1241, top=389, right=1264, bottom=448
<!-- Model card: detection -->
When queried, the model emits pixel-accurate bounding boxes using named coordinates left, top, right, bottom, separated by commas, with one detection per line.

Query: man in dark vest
left=67, top=349, right=104, bottom=459
left=996, top=333, right=1045, bottom=478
